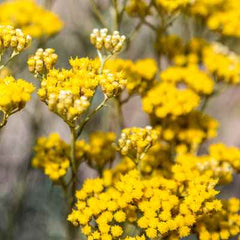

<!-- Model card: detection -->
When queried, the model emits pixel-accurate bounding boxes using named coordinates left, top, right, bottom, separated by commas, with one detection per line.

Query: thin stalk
left=113, top=0, right=119, bottom=30
left=76, top=96, right=108, bottom=138
left=0, top=51, right=19, bottom=70
left=70, top=126, right=77, bottom=207
left=89, top=0, right=108, bottom=28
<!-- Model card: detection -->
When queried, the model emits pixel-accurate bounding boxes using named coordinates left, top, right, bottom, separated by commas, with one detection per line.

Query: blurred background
left=0, top=0, right=240, bottom=239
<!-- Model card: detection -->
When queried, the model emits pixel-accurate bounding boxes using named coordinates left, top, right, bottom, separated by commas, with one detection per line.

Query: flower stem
left=70, top=126, right=77, bottom=207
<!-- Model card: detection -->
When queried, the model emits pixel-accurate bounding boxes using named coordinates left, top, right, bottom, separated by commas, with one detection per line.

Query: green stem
left=89, top=0, right=108, bottom=28
left=113, top=0, right=119, bottom=30
left=76, top=96, right=108, bottom=138
left=0, top=51, right=19, bottom=70
left=70, top=126, right=77, bottom=207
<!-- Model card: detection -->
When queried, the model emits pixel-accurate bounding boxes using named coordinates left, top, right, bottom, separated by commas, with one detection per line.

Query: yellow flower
left=0, top=0, right=63, bottom=38
left=32, top=133, right=70, bottom=181
left=0, top=76, right=34, bottom=127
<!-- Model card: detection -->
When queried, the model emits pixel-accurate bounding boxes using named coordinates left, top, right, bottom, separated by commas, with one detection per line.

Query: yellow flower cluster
left=203, top=43, right=240, bottom=84
left=190, top=0, right=240, bottom=38
left=155, top=35, right=184, bottom=60
left=155, top=0, right=192, bottom=13
left=157, top=111, right=219, bottom=152
left=105, top=142, right=172, bottom=183
left=105, top=58, right=157, bottom=96
left=0, top=0, right=63, bottom=38
left=142, top=82, right=200, bottom=119
left=32, top=133, right=70, bottom=181
left=68, top=167, right=221, bottom=239
left=207, top=1, right=240, bottom=37
left=98, top=70, right=127, bottom=98
left=27, top=48, right=58, bottom=77
left=196, top=198, right=240, bottom=240
left=116, top=126, right=159, bottom=160
left=0, top=25, right=31, bottom=56
left=90, top=28, right=126, bottom=55
left=125, top=0, right=150, bottom=18
left=85, top=131, right=116, bottom=170
left=0, top=76, right=34, bottom=126
left=189, top=0, right=224, bottom=17
left=176, top=153, right=233, bottom=185
left=37, top=57, right=99, bottom=123
left=161, top=65, right=214, bottom=95
left=209, top=143, right=240, bottom=172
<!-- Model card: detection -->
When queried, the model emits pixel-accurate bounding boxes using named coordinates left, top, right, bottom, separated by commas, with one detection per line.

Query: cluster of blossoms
left=32, top=133, right=70, bottom=181
left=28, top=45, right=128, bottom=124
left=142, top=82, right=200, bottom=119
left=160, top=65, right=214, bottom=95
left=0, top=76, right=34, bottom=127
left=90, top=28, right=126, bottom=55
left=0, top=25, right=33, bottom=128
left=126, top=0, right=240, bottom=38
left=196, top=198, right=240, bottom=239
left=203, top=43, right=240, bottom=84
left=0, top=0, right=63, bottom=39
left=85, top=131, right=116, bottom=171
left=0, top=25, right=31, bottom=57
left=33, top=132, right=117, bottom=181
left=27, top=48, right=58, bottom=77
left=98, top=70, right=127, bottom=98
left=190, top=0, right=240, bottom=38
left=38, top=61, right=99, bottom=123
left=105, top=58, right=157, bottom=96
left=68, top=167, right=222, bottom=239
left=23, top=7, right=240, bottom=237
left=116, top=126, right=159, bottom=161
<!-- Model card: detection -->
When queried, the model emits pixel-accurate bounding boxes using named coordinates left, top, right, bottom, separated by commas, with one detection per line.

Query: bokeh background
left=0, top=0, right=240, bottom=239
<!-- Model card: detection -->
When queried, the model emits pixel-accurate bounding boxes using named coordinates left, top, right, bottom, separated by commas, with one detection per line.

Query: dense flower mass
left=142, top=82, right=200, bottom=119
left=0, top=76, right=34, bottom=127
left=160, top=65, right=214, bottom=95
left=68, top=167, right=222, bottom=239
left=98, top=70, right=127, bottom=98
left=90, top=28, right=126, bottom=55
left=27, top=48, right=58, bottom=77
left=32, top=133, right=70, bottom=181
left=105, top=58, right=157, bottom=96
left=203, top=43, right=240, bottom=84
left=37, top=57, right=99, bottom=124
left=0, top=25, right=31, bottom=55
left=85, top=131, right=116, bottom=170
left=0, top=0, right=63, bottom=38
left=116, top=126, right=159, bottom=161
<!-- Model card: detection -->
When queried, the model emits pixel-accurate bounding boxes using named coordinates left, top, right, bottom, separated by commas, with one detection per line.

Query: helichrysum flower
left=32, top=133, right=70, bottom=181
left=85, top=131, right=116, bottom=170
left=105, top=58, right=157, bottom=96
left=203, top=42, right=240, bottom=84
left=190, top=0, right=240, bottom=38
left=116, top=126, right=159, bottom=160
left=152, top=111, right=219, bottom=152
left=142, top=82, right=200, bottom=119
left=161, top=65, right=214, bottom=95
left=0, top=76, right=34, bottom=126
left=98, top=70, right=127, bottom=98
left=90, top=28, right=126, bottom=55
left=0, top=25, right=31, bottom=56
left=27, top=48, right=58, bottom=77
left=37, top=57, right=99, bottom=124
left=155, top=0, right=192, bottom=13
left=209, top=143, right=240, bottom=172
left=68, top=167, right=221, bottom=239
left=126, top=0, right=150, bottom=18
left=0, top=0, right=63, bottom=39
left=196, top=198, right=240, bottom=240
